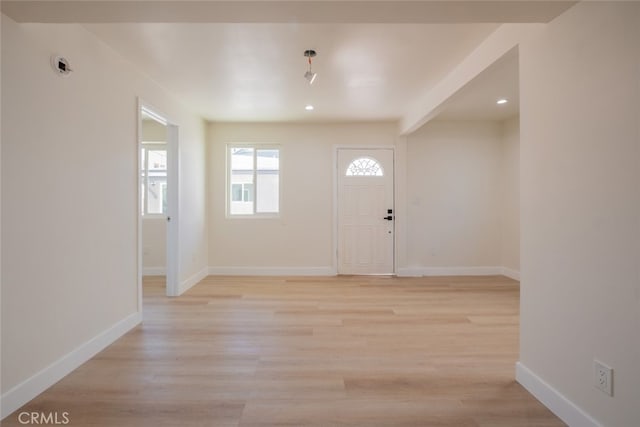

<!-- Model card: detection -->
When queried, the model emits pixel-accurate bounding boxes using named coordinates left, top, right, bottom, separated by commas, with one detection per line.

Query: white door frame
left=165, top=124, right=180, bottom=296
left=333, top=145, right=396, bottom=275
left=137, top=99, right=180, bottom=313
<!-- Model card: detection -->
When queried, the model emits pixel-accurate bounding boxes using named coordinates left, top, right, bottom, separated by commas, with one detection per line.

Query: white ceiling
left=434, top=47, right=519, bottom=121
left=3, top=1, right=575, bottom=125
left=85, top=23, right=498, bottom=122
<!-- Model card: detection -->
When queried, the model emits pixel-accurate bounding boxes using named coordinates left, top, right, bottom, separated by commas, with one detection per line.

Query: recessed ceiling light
left=305, top=105, right=314, bottom=111
left=497, top=99, right=508, bottom=105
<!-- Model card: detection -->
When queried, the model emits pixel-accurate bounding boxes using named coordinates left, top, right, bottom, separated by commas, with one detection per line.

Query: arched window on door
left=345, top=157, right=384, bottom=176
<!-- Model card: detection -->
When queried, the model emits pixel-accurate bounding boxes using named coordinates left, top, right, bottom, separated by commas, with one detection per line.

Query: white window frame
left=141, top=142, right=168, bottom=217
left=226, top=144, right=281, bottom=218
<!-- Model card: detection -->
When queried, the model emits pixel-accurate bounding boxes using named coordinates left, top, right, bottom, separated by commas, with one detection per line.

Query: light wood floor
left=5, top=275, right=565, bottom=426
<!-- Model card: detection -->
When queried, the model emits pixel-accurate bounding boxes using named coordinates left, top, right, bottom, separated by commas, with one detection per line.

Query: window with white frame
left=141, top=143, right=167, bottom=216
left=228, top=146, right=280, bottom=216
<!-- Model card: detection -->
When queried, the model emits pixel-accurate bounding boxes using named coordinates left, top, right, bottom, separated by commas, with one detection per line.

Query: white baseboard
left=142, top=266, right=166, bottom=276
left=396, top=266, right=520, bottom=280
left=208, top=266, right=336, bottom=276
left=501, top=267, right=520, bottom=281
left=0, top=312, right=141, bottom=420
left=396, top=266, right=503, bottom=277
left=178, top=267, right=209, bottom=295
left=207, top=266, right=519, bottom=280
left=516, top=362, right=603, bottom=427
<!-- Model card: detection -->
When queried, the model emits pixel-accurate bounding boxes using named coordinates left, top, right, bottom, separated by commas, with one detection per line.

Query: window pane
left=231, top=183, right=243, bottom=202
left=257, top=172, right=279, bottom=213
left=256, top=149, right=279, bottom=213
left=231, top=147, right=254, bottom=171
left=147, top=176, right=167, bottom=214
left=230, top=148, right=255, bottom=215
left=148, top=150, right=167, bottom=170
left=257, top=149, right=279, bottom=170
left=244, top=183, right=254, bottom=202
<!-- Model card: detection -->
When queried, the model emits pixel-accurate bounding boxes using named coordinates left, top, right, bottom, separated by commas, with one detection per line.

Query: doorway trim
left=333, top=145, right=396, bottom=275
left=137, top=98, right=180, bottom=311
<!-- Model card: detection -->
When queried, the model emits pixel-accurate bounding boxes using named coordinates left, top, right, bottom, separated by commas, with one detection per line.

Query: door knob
left=383, top=215, right=393, bottom=221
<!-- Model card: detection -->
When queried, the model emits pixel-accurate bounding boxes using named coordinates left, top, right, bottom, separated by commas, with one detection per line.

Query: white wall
left=500, top=116, right=520, bottom=274
left=142, top=218, right=166, bottom=273
left=207, top=120, right=519, bottom=277
left=518, top=2, right=640, bottom=426
left=141, top=119, right=166, bottom=142
left=207, top=122, right=398, bottom=273
left=0, top=15, right=207, bottom=416
left=404, top=120, right=519, bottom=275
left=178, top=117, right=208, bottom=288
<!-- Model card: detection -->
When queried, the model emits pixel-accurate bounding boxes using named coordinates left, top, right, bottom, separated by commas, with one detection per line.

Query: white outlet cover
left=594, top=360, right=613, bottom=396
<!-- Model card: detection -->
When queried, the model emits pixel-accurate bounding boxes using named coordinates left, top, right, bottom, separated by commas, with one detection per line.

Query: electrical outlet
left=594, top=360, right=613, bottom=396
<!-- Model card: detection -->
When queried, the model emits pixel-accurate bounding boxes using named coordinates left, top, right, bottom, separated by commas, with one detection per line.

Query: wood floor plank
left=3, top=275, right=565, bottom=426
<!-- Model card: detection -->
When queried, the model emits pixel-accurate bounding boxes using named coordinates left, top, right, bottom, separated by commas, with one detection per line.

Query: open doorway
left=138, top=101, right=179, bottom=305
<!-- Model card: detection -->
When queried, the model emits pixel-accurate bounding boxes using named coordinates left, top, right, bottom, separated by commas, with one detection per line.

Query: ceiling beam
left=2, top=1, right=576, bottom=24
left=399, top=23, right=544, bottom=135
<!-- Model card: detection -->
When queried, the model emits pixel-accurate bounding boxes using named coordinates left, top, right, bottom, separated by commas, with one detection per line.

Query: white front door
left=337, top=148, right=394, bottom=275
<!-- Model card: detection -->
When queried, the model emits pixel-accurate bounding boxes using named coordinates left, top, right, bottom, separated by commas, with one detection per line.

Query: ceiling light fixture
left=496, top=98, right=508, bottom=105
left=304, top=49, right=317, bottom=84
left=305, top=105, right=314, bottom=111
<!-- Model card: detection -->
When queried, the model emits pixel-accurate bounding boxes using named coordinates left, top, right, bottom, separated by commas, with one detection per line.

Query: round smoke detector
left=51, top=55, right=72, bottom=76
